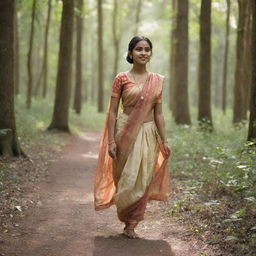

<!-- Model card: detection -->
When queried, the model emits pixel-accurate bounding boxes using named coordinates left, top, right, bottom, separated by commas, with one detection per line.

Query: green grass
left=163, top=105, right=256, bottom=256
left=15, top=95, right=105, bottom=145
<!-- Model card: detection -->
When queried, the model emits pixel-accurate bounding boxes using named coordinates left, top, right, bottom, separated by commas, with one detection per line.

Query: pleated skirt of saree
left=113, top=112, right=160, bottom=223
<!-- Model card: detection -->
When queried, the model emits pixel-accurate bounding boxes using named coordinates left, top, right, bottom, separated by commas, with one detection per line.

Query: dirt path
left=1, top=133, right=215, bottom=256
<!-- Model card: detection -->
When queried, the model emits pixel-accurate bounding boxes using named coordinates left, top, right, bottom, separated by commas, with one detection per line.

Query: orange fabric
left=94, top=73, right=170, bottom=218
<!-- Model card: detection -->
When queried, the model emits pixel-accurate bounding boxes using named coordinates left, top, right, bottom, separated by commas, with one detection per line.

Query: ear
left=128, top=51, right=132, bottom=59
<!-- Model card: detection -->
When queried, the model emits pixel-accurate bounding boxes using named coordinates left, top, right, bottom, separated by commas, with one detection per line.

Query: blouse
left=111, top=72, right=163, bottom=107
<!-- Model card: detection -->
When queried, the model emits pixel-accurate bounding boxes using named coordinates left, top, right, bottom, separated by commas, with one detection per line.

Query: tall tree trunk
left=233, top=0, right=248, bottom=124
left=97, top=0, right=104, bottom=112
left=82, top=0, right=88, bottom=103
left=73, top=0, right=84, bottom=114
left=14, top=3, right=20, bottom=95
left=91, top=41, right=96, bottom=104
left=26, top=0, right=36, bottom=109
left=0, top=1, right=22, bottom=156
left=112, top=0, right=120, bottom=78
left=169, top=0, right=177, bottom=114
left=198, top=0, right=213, bottom=130
left=243, top=2, right=252, bottom=116
left=134, top=0, right=142, bottom=35
left=222, top=0, right=230, bottom=114
left=48, top=0, right=74, bottom=132
left=173, top=0, right=191, bottom=125
left=42, top=0, right=52, bottom=98
left=248, top=1, right=256, bottom=142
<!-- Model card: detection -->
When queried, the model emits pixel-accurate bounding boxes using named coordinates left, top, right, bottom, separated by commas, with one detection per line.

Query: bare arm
left=154, top=103, right=171, bottom=158
left=154, top=103, right=167, bottom=142
left=108, top=96, right=120, bottom=159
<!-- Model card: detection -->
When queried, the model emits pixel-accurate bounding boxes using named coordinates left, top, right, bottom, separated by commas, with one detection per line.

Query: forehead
left=134, top=40, right=151, bottom=48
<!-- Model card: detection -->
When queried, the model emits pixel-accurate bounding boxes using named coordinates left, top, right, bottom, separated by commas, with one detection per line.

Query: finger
left=109, top=150, right=115, bottom=159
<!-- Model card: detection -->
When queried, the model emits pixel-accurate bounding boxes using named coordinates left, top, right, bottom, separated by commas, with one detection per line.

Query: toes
left=123, top=229, right=139, bottom=239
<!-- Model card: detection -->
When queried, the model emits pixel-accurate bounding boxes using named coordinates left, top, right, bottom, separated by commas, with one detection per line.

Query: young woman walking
left=94, top=36, right=171, bottom=239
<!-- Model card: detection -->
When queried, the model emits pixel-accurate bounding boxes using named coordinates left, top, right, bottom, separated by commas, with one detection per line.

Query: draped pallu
left=94, top=72, right=170, bottom=224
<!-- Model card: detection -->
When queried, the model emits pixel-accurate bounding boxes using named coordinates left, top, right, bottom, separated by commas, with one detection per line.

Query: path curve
left=1, top=133, right=214, bottom=256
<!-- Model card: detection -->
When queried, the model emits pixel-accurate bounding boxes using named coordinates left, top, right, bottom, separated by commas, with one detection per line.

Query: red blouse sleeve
left=156, top=74, right=164, bottom=104
left=111, top=74, right=122, bottom=99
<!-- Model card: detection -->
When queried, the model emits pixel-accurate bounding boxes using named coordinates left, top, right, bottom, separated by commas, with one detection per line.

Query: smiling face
left=129, top=40, right=152, bottom=65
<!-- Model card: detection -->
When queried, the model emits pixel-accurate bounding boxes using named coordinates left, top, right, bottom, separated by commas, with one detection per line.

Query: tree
left=48, top=0, right=74, bottom=132
left=222, top=0, right=230, bottom=114
left=173, top=0, right=191, bottom=125
left=134, top=0, right=142, bottom=35
left=248, top=1, right=256, bottom=142
left=26, top=0, right=36, bottom=109
left=169, top=0, right=177, bottom=114
left=33, top=0, right=52, bottom=98
left=42, top=0, right=52, bottom=98
left=243, top=2, right=253, bottom=116
left=73, top=0, right=84, bottom=114
left=112, top=0, right=120, bottom=78
left=198, top=0, right=213, bottom=130
left=14, top=1, right=20, bottom=95
left=233, top=0, right=250, bottom=124
left=97, top=0, right=104, bottom=112
left=0, top=0, right=22, bottom=156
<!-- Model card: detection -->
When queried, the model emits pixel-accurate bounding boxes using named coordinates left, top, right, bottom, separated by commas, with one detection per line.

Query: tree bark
left=173, top=0, right=191, bottom=125
left=222, top=0, right=230, bottom=114
left=26, top=0, right=36, bottom=109
left=243, top=2, right=252, bottom=116
left=48, top=0, right=74, bottom=132
left=112, top=0, right=120, bottom=78
left=134, top=0, right=142, bottom=35
left=97, top=0, right=104, bottom=112
left=91, top=41, right=97, bottom=104
left=169, top=0, right=177, bottom=114
left=248, top=1, right=256, bottom=141
left=0, top=1, right=22, bottom=156
left=42, top=0, right=52, bottom=98
left=33, top=0, right=52, bottom=98
left=233, top=0, right=249, bottom=124
left=73, top=0, right=84, bottom=114
left=14, top=2, right=20, bottom=96
left=198, top=0, right=213, bottom=130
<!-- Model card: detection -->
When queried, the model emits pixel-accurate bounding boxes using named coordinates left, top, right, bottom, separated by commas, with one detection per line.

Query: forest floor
left=0, top=132, right=221, bottom=256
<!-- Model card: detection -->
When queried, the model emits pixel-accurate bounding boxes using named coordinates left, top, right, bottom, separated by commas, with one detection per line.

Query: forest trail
left=1, top=133, right=214, bottom=256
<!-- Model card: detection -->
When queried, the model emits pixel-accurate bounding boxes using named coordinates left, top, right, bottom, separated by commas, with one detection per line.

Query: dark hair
left=126, top=36, right=153, bottom=64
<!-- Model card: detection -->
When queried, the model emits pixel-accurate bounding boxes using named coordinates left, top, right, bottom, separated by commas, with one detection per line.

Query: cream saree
left=94, top=72, right=169, bottom=225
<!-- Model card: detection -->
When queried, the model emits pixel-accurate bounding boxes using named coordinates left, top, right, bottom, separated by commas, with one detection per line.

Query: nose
left=141, top=50, right=147, bottom=55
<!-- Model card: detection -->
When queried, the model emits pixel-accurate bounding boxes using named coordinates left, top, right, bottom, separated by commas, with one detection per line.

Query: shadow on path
left=93, top=235, right=174, bottom=256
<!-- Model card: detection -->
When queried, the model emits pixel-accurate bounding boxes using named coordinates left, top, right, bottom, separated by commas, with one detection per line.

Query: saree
left=94, top=72, right=169, bottom=225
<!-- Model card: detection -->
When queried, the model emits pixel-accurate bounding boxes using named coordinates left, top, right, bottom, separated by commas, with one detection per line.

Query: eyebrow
left=135, top=46, right=151, bottom=49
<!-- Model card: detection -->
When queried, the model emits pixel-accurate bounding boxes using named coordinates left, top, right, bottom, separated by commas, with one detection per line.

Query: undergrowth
left=165, top=106, right=256, bottom=256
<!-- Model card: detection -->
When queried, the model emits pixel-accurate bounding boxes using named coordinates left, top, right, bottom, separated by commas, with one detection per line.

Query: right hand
left=108, top=142, right=117, bottom=160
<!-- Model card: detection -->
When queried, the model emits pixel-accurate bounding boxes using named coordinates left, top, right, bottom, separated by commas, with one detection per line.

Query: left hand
left=161, top=142, right=172, bottom=159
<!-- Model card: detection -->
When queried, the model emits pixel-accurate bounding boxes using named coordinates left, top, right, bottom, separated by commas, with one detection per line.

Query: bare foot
left=123, top=228, right=139, bottom=239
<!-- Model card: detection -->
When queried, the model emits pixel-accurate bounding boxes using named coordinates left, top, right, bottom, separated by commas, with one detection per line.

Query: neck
left=131, top=63, right=147, bottom=74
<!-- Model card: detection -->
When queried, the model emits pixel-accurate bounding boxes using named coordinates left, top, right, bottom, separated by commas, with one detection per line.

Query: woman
left=94, top=36, right=171, bottom=239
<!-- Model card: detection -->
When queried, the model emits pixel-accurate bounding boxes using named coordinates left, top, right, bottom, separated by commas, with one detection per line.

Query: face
left=129, top=40, right=152, bottom=65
